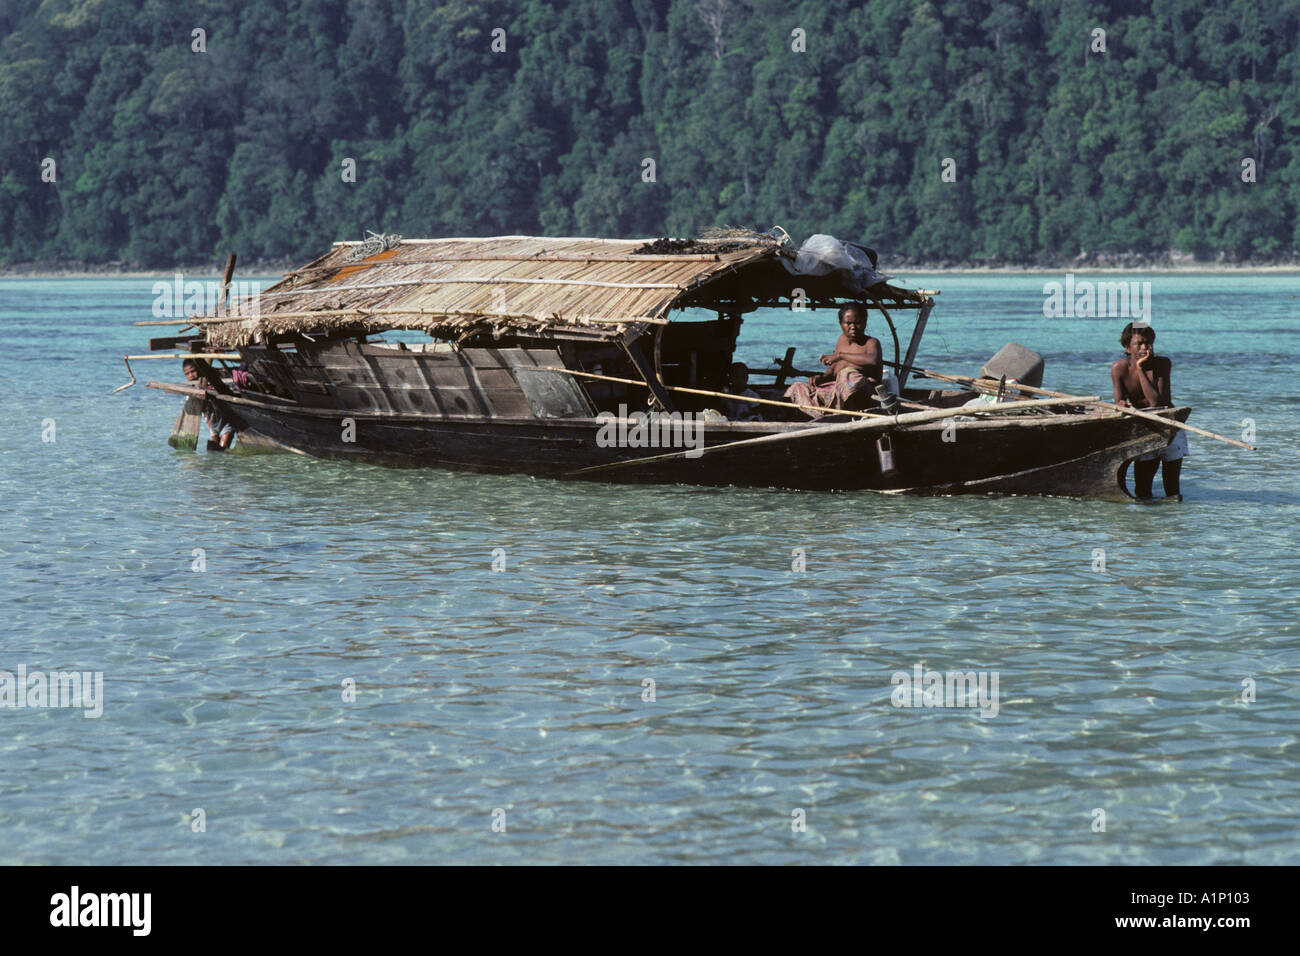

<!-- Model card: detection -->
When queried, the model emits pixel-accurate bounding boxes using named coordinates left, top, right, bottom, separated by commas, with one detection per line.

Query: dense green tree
left=0, top=0, right=1297, bottom=266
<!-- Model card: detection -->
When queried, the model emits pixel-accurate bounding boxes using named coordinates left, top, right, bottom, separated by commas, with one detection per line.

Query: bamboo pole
left=291, top=252, right=734, bottom=266
left=914, top=368, right=1256, bottom=451
left=539, top=366, right=929, bottom=419
left=123, top=353, right=242, bottom=360
left=133, top=316, right=247, bottom=326
left=132, top=307, right=666, bottom=327
left=568, top=394, right=1101, bottom=476
left=332, top=236, right=651, bottom=246
left=255, top=275, right=686, bottom=297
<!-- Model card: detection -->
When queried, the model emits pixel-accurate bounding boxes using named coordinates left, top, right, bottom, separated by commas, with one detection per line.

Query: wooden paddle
left=168, top=397, right=204, bottom=450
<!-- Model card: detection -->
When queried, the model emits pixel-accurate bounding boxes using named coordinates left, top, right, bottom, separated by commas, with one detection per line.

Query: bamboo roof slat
left=333, top=235, right=648, bottom=245
left=184, top=307, right=667, bottom=325
left=256, top=276, right=686, bottom=297
left=297, top=253, right=728, bottom=266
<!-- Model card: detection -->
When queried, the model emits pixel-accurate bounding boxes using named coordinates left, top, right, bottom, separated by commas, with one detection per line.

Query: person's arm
left=818, top=334, right=848, bottom=369
left=1153, top=356, right=1172, bottom=406
left=1110, top=360, right=1130, bottom=405
left=1133, top=354, right=1162, bottom=406
left=822, top=338, right=881, bottom=371
left=833, top=338, right=882, bottom=382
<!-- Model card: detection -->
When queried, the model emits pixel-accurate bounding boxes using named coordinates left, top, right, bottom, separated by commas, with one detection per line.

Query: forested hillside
left=2, top=0, right=1297, bottom=267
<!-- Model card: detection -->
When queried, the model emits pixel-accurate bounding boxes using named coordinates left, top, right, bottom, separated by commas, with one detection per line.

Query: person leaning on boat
left=784, top=304, right=881, bottom=416
left=1110, top=322, right=1184, bottom=499
left=183, top=359, right=236, bottom=452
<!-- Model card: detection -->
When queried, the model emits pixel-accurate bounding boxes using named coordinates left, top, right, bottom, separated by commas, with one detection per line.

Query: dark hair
left=181, top=358, right=199, bottom=371
left=1119, top=322, right=1155, bottom=348
left=838, top=303, right=866, bottom=322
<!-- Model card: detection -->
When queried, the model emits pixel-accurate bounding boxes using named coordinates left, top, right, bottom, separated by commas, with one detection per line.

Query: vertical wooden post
left=898, top=300, right=932, bottom=391
left=773, top=346, right=797, bottom=387
left=217, top=253, right=237, bottom=316
left=876, top=304, right=900, bottom=376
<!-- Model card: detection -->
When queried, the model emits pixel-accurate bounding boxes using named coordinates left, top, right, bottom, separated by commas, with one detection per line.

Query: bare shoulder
left=1110, top=358, right=1126, bottom=375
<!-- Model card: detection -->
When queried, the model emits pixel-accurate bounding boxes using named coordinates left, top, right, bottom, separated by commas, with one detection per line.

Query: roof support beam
left=620, top=332, right=677, bottom=413
left=898, top=300, right=933, bottom=391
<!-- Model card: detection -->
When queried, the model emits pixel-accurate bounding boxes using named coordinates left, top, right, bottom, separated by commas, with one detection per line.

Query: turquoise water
left=1, top=273, right=1297, bottom=864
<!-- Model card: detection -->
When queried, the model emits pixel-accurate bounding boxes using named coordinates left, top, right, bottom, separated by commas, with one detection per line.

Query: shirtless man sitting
left=784, top=304, right=882, bottom=416
left=1110, top=323, right=1184, bottom=499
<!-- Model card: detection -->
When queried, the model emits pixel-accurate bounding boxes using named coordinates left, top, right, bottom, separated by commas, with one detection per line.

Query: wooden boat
left=131, top=233, right=1191, bottom=500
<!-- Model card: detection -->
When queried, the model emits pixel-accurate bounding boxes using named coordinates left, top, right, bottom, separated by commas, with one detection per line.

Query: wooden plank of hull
left=227, top=427, right=290, bottom=455
left=207, top=388, right=1189, bottom=497
left=239, top=342, right=589, bottom=421
left=890, top=432, right=1165, bottom=499
left=580, top=409, right=1187, bottom=495
left=224, top=398, right=590, bottom=474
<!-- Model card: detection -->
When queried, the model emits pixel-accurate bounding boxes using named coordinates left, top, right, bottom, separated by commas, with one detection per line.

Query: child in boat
left=784, top=304, right=881, bottom=417
left=1110, top=323, right=1184, bottom=499
left=183, top=359, right=236, bottom=451
left=721, top=363, right=763, bottom=421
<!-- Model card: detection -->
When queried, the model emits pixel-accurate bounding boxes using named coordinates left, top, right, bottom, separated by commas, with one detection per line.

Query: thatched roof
left=202, top=234, right=929, bottom=347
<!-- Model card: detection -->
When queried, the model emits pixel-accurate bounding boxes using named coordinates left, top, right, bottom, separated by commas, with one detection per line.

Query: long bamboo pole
left=132, top=307, right=665, bottom=327
left=567, top=394, right=1099, bottom=476
left=295, top=252, right=734, bottom=265
left=122, top=353, right=242, bottom=360
left=254, top=276, right=684, bottom=297
left=914, top=368, right=1255, bottom=451
left=539, top=366, right=929, bottom=419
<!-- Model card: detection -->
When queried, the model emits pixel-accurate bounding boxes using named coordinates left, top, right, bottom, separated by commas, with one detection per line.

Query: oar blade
left=167, top=396, right=203, bottom=450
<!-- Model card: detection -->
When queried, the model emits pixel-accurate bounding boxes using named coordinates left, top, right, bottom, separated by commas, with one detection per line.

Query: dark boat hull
left=207, top=389, right=1188, bottom=500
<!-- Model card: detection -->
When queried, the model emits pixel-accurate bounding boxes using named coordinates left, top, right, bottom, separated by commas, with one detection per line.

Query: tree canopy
left=2, top=0, right=1297, bottom=266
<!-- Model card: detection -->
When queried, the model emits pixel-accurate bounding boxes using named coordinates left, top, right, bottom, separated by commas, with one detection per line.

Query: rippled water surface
left=1, top=273, right=1297, bottom=864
